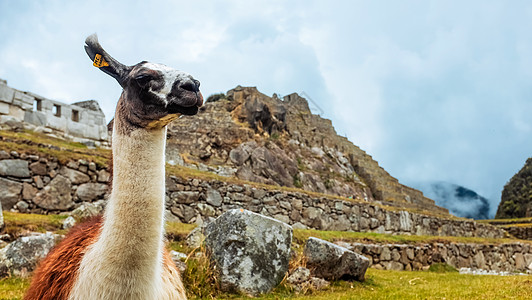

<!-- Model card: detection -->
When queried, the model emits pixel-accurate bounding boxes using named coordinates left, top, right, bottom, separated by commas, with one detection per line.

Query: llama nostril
left=181, top=80, right=198, bottom=92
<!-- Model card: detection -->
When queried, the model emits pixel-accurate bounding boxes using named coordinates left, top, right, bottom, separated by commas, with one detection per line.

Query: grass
left=0, top=277, right=30, bottom=300
left=0, top=213, right=531, bottom=299
left=292, top=228, right=532, bottom=246
left=2, top=212, right=68, bottom=238
left=0, top=129, right=110, bottom=167
left=478, top=217, right=532, bottom=225
left=1, top=269, right=531, bottom=300
left=428, top=263, right=458, bottom=273
left=499, top=223, right=532, bottom=228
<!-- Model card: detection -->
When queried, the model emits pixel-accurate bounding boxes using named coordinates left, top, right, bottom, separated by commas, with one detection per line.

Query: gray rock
left=287, top=267, right=311, bottom=285
left=75, top=182, right=108, bottom=202
left=204, top=209, right=293, bottom=295
left=304, top=237, right=370, bottom=281
left=60, top=167, right=90, bottom=185
left=97, top=169, right=110, bottom=183
left=164, top=209, right=180, bottom=222
left=206, top=188, right=223, bottom=207
left=0, top=232, right=60, bottom=277
left=29, top=161, right=47, bottom=176
left=174, top=191, right=200, bottom=204
left=0, top=159, right=30, bottom=178
left=71, top=200, right=106, bottom=220
left=62, top=216, right=77, bottom=229
left=0, top=150, right=9, bottom=159
left=186, top=226, right=205, bottom=249
left=229, top=141, right=257, bottom=166
left=169, top=250, right=187, bottom=273
left=33, top=175, right=74, bottom=210
left=309, top=277, right=330, bottom=290
left=15, top=201, right=29, bottom=213
left=0, top=177, right=22, bottom=209
left=22, top=182, right=37, bottom=200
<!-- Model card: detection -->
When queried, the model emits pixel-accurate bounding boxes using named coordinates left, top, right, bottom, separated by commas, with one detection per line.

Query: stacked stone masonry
left=0, top=153, right=109, bottom=213
left=0, top=79, right=108, bottom=145
left=165, top=176, right=505, bottom=238
left=0, top=154, right=506, bottom=239
left=342, top=241, right=532, bottom=273
left=503, top=226, right=532, bottom=240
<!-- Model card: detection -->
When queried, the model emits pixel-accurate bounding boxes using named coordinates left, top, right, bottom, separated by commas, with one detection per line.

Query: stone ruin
left=0, top=78, right=109, bottom=146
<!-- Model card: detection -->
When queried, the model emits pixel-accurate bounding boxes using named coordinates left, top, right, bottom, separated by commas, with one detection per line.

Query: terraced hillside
left=166, top=86, right=447, bottom=215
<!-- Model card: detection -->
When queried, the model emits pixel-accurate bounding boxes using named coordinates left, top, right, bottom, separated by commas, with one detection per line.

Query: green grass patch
left=428, top=263, right=458, bottom=273
left=0, top=130, right=111, bottom=167
left=165, top=221, right=197, bottom=239
left=1, top=267, right=531, bottom=299
left=293, top=228, right=532, bottom=246
left=0, top=277, right=30, bottom=300
left=478, top=216, right=532, bottom=225
left=3, top=212, right=68, bottom=238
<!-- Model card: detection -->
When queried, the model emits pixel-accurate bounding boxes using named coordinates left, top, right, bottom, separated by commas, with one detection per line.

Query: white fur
left=69, top=125, right=186, bottom=300
left=143, top=62, right=193, bottom=103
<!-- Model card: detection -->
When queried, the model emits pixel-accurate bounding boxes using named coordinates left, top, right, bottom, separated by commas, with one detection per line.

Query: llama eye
left=134, top=74, right=153, bottom=87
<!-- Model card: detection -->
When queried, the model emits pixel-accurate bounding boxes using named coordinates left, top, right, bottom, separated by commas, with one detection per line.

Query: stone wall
left=0, top=153, right=507, bottom=239
left=502, top=226, right=532, bottom=240
left=340, top=241, right=532, bottom=273
left=165, top=176, right=506, bottom=239
left=0, top=152, right=110, bottom=213
left=0, top=79, right=108, bottom=145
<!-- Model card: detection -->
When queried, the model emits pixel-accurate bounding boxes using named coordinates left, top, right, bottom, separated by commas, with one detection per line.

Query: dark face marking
left=115, top=62, right=203, bottom=134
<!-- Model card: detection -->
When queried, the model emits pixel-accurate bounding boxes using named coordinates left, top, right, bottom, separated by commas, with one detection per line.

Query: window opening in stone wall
left=53, top=104, right=61, bottom=117
left=34, top=99, right=42, bottom=111
left=72, top=110, right=79, bottom=122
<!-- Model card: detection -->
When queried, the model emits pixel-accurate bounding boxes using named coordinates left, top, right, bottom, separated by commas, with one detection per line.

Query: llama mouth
left=167, top=91, right=203, bottom=115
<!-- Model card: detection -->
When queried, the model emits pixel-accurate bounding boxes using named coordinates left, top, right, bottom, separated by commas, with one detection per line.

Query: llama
left=24, top=34, right=203, bottom=300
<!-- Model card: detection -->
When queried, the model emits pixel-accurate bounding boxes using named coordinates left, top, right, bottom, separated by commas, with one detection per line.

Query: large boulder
left=33, top=175, right=74, bottom=210
left=304, top=237, right=370, bottom=281
left=0, top=232, right=61, bottom=277
left=204, top=209, right=292, bottom=296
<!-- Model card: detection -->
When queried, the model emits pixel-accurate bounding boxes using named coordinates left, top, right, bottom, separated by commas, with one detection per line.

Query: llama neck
left=104, top=125, right=167, bottom=252
left=70, top=122, right=169, bottom=299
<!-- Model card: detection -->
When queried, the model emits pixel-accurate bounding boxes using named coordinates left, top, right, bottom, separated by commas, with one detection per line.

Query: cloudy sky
left=1, top=0, right=531, bottom=217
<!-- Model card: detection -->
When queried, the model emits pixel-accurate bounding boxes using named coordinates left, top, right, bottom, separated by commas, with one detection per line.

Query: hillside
left=166, top=86, right=448, bottom=215
left=496, top=158, right=532, bottom=219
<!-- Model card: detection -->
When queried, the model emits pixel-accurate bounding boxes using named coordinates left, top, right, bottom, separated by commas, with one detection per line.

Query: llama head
left=84, top=34, right=203, bottom=129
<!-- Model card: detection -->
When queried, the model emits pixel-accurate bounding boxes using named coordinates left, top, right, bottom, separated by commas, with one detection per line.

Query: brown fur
left=24, top=216, right=182, bottom=300
left=24, top=216, right=103, bottom=300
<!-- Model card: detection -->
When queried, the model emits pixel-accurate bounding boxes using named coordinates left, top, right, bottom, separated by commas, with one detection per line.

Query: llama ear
left=84, top=34, right=132, bottom=87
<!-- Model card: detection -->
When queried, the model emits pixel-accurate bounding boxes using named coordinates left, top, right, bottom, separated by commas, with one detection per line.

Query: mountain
left=413, top=182, right=490, bottom=219
left=165, top=86, right=449, bottom=215
left=495, top=158, right=532, bottom=219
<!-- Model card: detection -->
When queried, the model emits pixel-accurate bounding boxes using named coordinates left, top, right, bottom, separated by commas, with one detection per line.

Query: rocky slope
left=496, top=158, right=532, bottom=219
left=166, top=86, right=447, bottom=215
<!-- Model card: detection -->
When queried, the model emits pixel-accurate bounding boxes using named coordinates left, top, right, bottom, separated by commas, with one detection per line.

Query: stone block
left=0, top=178, right=22, bottom=209
left=0, top=159, right=30, bottom=178
left=304, top=237, right=370, bottom=281
left=33, top=175, right=74, bottom=210
left=205, top=209, right=292, bottom=295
